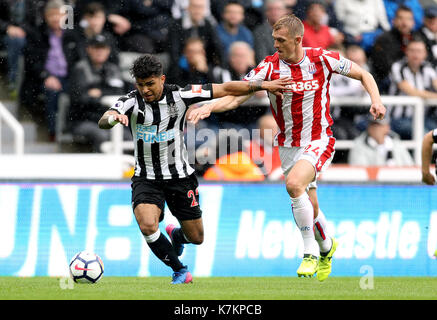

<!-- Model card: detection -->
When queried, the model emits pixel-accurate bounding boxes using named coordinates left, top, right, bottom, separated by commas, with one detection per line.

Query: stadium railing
left=100, top=95, right=435, bottom=165
left=0, top=101, right=24, bottom=155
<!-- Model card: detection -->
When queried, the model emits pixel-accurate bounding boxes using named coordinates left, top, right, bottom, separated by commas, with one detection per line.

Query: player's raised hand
left=262, top=77, right=292, bottom=99
left=369, top=103, right=386, bottom=120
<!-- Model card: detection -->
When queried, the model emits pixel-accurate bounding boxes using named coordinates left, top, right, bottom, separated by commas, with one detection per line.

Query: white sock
left=291, top=193, right=319, bottom=257
left=144, top=229, right=161, bottom=243
left=314, top=209, right=332, bottom=254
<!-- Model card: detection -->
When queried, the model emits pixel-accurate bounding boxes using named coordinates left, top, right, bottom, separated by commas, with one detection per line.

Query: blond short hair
left=272, top=14, right=304, bottom=38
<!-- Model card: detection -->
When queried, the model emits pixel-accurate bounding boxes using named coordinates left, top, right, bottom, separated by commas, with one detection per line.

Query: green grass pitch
left=1, top=276, right=437, bottom=300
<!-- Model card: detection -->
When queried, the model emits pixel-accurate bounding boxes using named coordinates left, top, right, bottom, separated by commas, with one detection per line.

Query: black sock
left=172, top=228, right=191, bottom=244
left=146, top=233, right=184, bottom=272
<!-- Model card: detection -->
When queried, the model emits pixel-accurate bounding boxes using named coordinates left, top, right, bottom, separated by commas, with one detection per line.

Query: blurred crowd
left=1, top=0, right=436, bottom=179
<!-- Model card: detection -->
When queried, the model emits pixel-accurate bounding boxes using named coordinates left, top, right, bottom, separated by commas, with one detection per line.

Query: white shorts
left=279, top=137, right=336, bottom=189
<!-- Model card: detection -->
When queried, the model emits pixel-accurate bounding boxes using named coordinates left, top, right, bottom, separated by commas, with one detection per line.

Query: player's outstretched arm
left=98, top=110, right=129, bottom=129
left=346, top=62, right=386, bottom=120
left=187, top=94, right=252, bottom=124
left=212, top=77, right=290, bottom=99
left=421, top=130, right=436, bottom=185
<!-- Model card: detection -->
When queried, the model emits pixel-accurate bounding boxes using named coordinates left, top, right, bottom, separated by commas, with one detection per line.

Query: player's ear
left=295, top=36, right=302, bottom=45
left=161, top=74, right=166, bottom=83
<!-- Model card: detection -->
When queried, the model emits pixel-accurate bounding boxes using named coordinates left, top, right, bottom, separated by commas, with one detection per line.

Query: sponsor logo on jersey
left=136, top=124, right=175, bottom=143
left=284, top=80, right=320, bottom=93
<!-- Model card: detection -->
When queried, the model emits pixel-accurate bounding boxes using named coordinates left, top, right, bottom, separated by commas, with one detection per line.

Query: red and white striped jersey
left=244, top=48, right=352, bottom=147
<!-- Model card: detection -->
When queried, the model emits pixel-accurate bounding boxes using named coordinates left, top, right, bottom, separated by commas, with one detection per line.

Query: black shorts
left=131, top=174, right=202, bottom=222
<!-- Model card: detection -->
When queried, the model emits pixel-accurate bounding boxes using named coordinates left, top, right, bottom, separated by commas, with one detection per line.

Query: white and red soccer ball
left=69, top=251, right=104, bottom=284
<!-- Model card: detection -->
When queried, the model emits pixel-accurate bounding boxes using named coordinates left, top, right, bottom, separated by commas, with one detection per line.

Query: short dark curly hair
left=130, top=54, right=163, bottom=79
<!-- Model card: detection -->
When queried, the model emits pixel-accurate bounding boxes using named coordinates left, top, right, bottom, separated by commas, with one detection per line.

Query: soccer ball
left=69, top=251, right=104, bottom=284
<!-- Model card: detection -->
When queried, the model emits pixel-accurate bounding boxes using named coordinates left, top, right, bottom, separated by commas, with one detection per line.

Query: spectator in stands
left=334, top=0, right=391, bottom=52
left=168, top=0, right=224, bottom=69
left=75, top=0, right=123, bottom=18
left=211, top=0, right=264, bottom=30
left=388, top=38, right=437, bottom=139
left=370, top=5, right=415, bottom=94
left=216, top=1, right=254, bottom=58
left=171, top=0, right=215, bottom=23
left=209, top=41, right=266, bottom=131
left=253, top=0, right=288, bottom=64
left=111, top=0, right=173, bottom=54
left=414, top=4, right=437, bottom=67
left=246, top=114, right=283, bottom=180
left=0, top=0, right=27, bottom=97
left=348, top=117, right=414, bottom=166
left=20, top=0, right=69, bottom=141
left=203, top=132, right=265, bottom=181
left=330, top=45, right=368, bottom=141
left=301, top=1, right=344, bottom=49
left=421, top=128, right=437, bottom=185
left=384, top=0, right=424, bottom=31
left=63, top=2, right=119, bottom=74
left=292, top=0, right=346, bottom=37
left=68, top=35, right=125, bottom=152
left=170, top=37, right=215, bottom=86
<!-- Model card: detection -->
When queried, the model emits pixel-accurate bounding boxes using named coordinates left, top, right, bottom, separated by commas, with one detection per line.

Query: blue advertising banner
left=1, top=183, right=437, bottom=277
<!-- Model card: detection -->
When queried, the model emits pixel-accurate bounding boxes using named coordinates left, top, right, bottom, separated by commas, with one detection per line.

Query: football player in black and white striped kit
left=98, top=54, right=288, bottom=284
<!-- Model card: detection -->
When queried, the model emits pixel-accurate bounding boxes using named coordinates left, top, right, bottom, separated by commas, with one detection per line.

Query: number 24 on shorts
left=304, top=145, right=320, bottom=157
left=187, top=188, right=199, bottom=207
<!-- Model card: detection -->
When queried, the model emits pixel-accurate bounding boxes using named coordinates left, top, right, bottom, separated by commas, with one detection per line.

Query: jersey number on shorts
left=304, top=145, right=320, bottom=157
left=187, top=188, right=199, bottom=207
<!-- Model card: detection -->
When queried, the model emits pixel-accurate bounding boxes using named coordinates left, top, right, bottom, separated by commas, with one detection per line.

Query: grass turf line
left=0, top=277, right=436, bottom=300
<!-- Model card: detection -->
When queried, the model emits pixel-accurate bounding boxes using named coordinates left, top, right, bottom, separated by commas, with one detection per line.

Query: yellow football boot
left=297, top=254, right=319, bottom=278
left=317, top=237, right=338, bottom=282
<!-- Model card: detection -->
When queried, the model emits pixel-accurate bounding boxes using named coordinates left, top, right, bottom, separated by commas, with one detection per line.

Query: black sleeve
left=179, top=83, right=214, bottom=107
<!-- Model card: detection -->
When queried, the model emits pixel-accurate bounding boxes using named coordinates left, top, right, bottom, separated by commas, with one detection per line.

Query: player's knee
left=139, top=220, right=159, bottom=236
left=188, top=231, right=204, bottom=245
left=285, top=178, right=305, bottom=197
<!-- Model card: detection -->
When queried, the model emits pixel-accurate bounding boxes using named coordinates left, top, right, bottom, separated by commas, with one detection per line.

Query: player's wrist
left=108, top=114, right=118, bottom=126
left=248, top=80, right=263, bottom=92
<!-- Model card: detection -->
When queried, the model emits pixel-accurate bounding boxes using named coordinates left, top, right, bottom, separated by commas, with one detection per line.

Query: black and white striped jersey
left=389, top=59, right=437, bottom=118
left=110, top=83, right=214, bottom=180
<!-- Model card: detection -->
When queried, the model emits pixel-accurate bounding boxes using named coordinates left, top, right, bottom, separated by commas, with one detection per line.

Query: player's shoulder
left=307, top=47, right=341, bottom=60
left=165, top=83, right=182, bottom=92
left=114, top=90, right=138, bottom=109
left=117, top=90, right=138, bottom=103
left=262, top=52, right=279, bottom=64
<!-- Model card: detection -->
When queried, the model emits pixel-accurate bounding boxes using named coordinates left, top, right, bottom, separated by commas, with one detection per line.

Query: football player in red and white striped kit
left=189, top=14, right=386, bottom=280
